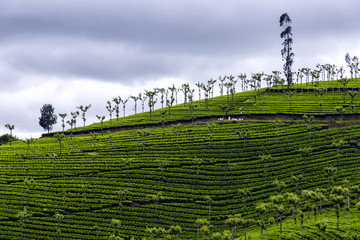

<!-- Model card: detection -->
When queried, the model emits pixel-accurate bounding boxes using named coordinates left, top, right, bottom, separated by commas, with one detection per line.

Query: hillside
left=2, top=79, right=360, bottom=239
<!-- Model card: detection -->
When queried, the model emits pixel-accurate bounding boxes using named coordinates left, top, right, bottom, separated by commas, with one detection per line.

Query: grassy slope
left=1, top=79, right=360, bottom=239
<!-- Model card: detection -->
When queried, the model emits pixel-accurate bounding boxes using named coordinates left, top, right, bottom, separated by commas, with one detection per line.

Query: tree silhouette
left=204, top=195, right=213, bottom=224
left=106, top=101, right=115, bottom=125
left=332, top=138, right=346, bottom=168
left=315, top=221, right=327, bottom=240
left=66, top=119, right=76, bottom=138
left=24, top=178, right=36, bottom=206
left=335, top=106, right=345, bottom=134
left=121, top=158, right=134, bottom=181
left=303, top=114, right=315, bottom=140
left=195, top=218, right=209, bottom=240
left=47, top=153, right=58, bottom=178
left=16, top=207, right=32, bottom=240
left=206, top=122, right=216, bottom=149
left=137, top=129, right=150, bottom=151
left=54, top=213, right=64, bottom=240
left=90, top=132, right=98, bottom=151
left=121, top=98, right=128, bottom=118
left=145, top=90, right=157, bottom=119
left=272, top=119, right=282, bottom=145
left=54, top=133, right=65, bottom=154
left=236, top=129, right=250, bottom=148
left=77, top=104, right=91, bottom=127
left=115, top=189, right=128, bottom=216
left=96, top=115, right=105, bottom=135
left=171, top=123, right=183, bottom=150
left=298, top=146, right=312, bottom=174
left=147, top=192, right=162, bottom=218
left=158, top=159, right=169, bottom=182
left=287, top=91, right=295, bottom=112
left=219, top=104, right=228, bottom=122
left=70, top=111, right=79, bottom=130
left=260, top=154, right=272, bottom=181
left=88, top=152, right=98, bottom=177
left=39, top=103, right=57, bottom=133
left=337, top=77, right=351, bottom=103
left=112, top=96, right=121, bottom=120
left=348, top=91, right=358, bottom=113
left=5, top=124, right=15, bottom=146
left=324, top=166, right=337, bottom=194
left=290, top=173, right=303, bottom=195
left=280, top=13, right=294, bottom=91
left=58, top=113, right=67, bottom=132
left=130, top=95, right=139, bottom=114
left=316, top=88, right=326, bottom=113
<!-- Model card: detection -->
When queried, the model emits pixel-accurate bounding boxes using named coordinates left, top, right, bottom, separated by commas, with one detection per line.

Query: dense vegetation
left=2, top=77, right=360, bottom=239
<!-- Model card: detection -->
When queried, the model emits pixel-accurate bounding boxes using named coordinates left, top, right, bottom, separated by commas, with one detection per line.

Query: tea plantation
left=2, top=79, right=360, bottom=239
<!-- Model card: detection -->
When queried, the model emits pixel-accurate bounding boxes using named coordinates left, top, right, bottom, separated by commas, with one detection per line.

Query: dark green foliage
left=39, top=103, right=57, bottom=133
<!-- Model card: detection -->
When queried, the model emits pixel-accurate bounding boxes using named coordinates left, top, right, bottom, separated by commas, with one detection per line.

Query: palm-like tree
left=47, top=153, right=58, bottom=178
left=236, top=129, right=251, bottom=148
left=204, top=195, right=213, bottom=224
left=290, top=173, right=303, bottom=195
left=24, top=178, right=36, bottom=206
left=303, top=114, right=315, bottom=139
left=297, top=211, right=306, bottom=238
left=286, top=192, right=300, bottom=224
left=227, top=160, right=237, bottom=186
left=298, top=146, right=312, bottom=174
left=173, top=123, right=182, bottom=150
left=158, top=159, right=169, bottom=182
left=167, top=225, right=182, bottom=240
left=225, top=214, right=241, bottom=240
left=106, top=100, right=115, bottom=124
left=273, top=179, right=286, bottom=194
left=194, top=157, right=203, bottom=186
left=257, top=217, right=274, bottom=240
left=287, top=91, right=295, bottom=112
left=54, top=213, right=64, bottom=240
left=324, top=166, right=337, bottom=194
left=16, top=207, right=32, bottom=240
left=109, top=219, right=122, bottom=238
left=206, top=122, right=216, bottom=149
left=315, top=221, right=327, bottom=240
left=219, top=104, right=228, bottom=122
left=88, top=152, right=99, bottom=177
left=270, top=194, right=284, bottom=227
left=348, top=91, right=358, bottom=113
left=271, top=119, right=282, bottom=145
left=255, top=202, right=268, bottom=235
left=316, top=88, right=326, bottom=113
left=112, top=96, right=122, bottom=121
left=315, top=188, right=327, bottom=215
left=5, top=123, right=15, bottom=146
left=147, top=192, right=162, bottom=218
left=115, top=189, right=128, bottom=216
left=121, top=158, right=134, bottom=180
left=238, top=189, right=251, bottom=221
left=335, top=106, right=345, bottom=134
left=137, top=129, right=150, bottom=151
left=302, top=189, right=314, bottom=220
left=96, top=115, right=106, bottom=135
left=58, top=114, right=67, bottom=131
left=332, top=138, right=346, bottom=168
left=331, top=189, right=345, bottom=230
left=238, top=217, right=252, bottom=240
left=77, top=104, right=91, bottom=126
left=195, top=218, right=209, bottom=240
left=61, top=189, right=71, bottom=212
left=260, top=154, right=272, bottom=181
left=337, top=77, right=351, bottom=103
left=54, top=133, right=65, bottom=154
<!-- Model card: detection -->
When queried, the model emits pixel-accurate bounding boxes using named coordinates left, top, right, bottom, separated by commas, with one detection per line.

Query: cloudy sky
left=0, top=0, right=359, bottom=139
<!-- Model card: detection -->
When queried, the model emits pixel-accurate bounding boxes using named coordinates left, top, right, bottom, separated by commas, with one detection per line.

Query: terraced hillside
left=1, top=79, right=360, bottom=239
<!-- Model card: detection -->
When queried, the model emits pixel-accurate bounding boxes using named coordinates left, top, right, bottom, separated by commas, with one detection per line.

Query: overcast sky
left=0, top=0, right=359, bottom=139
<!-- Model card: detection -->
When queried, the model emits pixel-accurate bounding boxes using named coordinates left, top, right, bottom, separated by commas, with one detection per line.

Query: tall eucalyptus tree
left=280, top=13, right=294, bottom=91
left=112, top=96, right=121, bottom=120
left=58, top=113, right=67, bottom=131
left=218, top=75, right=226, bottom=96
left=5, top=123, right=15, bottom=145
left=106, top=101, right=115, bottom=124
left=77, top=104, right=91, bottom=127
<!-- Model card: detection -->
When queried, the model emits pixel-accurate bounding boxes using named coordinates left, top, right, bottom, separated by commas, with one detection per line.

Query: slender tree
left=5, top=123, right=15, bottom=146
left=173, top=123, right=182, bottom=150
left=54, top=133, right=65, bottom=154
left=316, top=88, right=326, bottom=113
left=195, top=218, right=209, bottom=240
left=332, top=138, right=346, bottom=168
left=206, top=121, right=217, bottom=149
left=348, top=91, right=357, bottom=113
left=315, top=221, right=327, bottom=240
left=47, top=153, right=58, bottom=178
left=96, top=115, right=105, bottom=135
left=70, top=111, right=79, bottom=130
left=272, top=119, right=282, bottom=145
left=88, top=152, right=98, bottom=177
left=236, top=129, right=251, bottom=148
left=303, top=114, right=315, bottom=140
left=287, top=91, right=295, bottom=112
left=331, top=189, right=345, bottom=230
left=298, top=146, right=312, bottom=174
left=280, top=13, right=294, bottom=91
left=24, top=178, right=36, bottom=206
left=59, top=113, right=67, bottom=131
left=227, top=160, right=237, bottom=186
left=130, top=95, right=139, bottom=114
left=54, top=213, right=64, bottom=240
left=106, top=101, right=115, bottom=124
left=115, top=189, right=128, bottom=216
left=112, top=96, right=122, bottom=120
left=121, top=98, right=128, bottom=118
left=147, top=192, right=162, bottom=218
left=335, top=106, right=345, bottom=134
left=121, top=158, right=134, bottom=181
left=16, top=207, right=32, bottom=240
left=286, top=192, right=300, bottom=224
left=194, top=157, right=203, bottom=186
left=81, top=184, right=87, bottom=212
left=260, top=154, right=272, bottom=181
left=237, top=189, right=251, bottom=221
left=324, top=166, right=337, bottom=194
left=158, top=159, right=169, bottom=182
left=168, top=225, right=182, bottom=240
left=137, top=129, right=150, bottom=151
left=290, top=173, right=303, bottom=195
left=204, top=195, right=213, bottom=224
left=77, top=104, right=91, bottom=127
